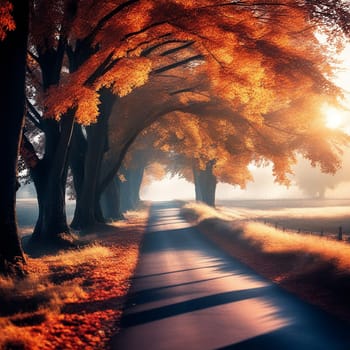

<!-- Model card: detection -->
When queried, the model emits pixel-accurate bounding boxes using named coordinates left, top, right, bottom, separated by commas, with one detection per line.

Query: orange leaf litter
left=0, top=209, right=148, bottom=350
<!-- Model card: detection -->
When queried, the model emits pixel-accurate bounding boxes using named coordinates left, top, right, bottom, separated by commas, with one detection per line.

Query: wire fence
left=216, top=205, right=350, bottom=243
left=254, top=218, right=350, bottom=242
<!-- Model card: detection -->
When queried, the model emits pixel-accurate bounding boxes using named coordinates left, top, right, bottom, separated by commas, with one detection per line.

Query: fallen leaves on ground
left=0, top=208, right=149, bottom=350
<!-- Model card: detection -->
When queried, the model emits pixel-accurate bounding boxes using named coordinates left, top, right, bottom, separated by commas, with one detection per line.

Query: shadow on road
left=112, top=202, right=350, bottom=350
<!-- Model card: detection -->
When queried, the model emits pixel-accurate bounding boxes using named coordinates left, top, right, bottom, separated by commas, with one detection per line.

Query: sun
left=324, top=106, right=343, bottom=129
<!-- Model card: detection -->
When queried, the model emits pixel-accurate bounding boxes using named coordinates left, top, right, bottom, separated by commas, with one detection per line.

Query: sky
left=141, top=43, right=350, bottom=201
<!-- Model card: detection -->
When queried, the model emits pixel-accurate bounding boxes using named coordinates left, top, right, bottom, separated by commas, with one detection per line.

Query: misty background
left=140, top=149, right=350, bottom=201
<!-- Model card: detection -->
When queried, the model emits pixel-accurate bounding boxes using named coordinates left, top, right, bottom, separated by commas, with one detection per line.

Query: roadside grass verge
left=216, top=203, right=350, bottom=239
left=181, top=202, right=350, bottom=323
left=0, top=207, right=149, bottom=350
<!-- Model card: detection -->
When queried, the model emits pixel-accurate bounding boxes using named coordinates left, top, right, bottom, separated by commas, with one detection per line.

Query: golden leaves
left=45, top=83, right=100, bottom=125
left=45, top=54, right=152, bottom=124
left=214, top=155, right=253, bottom=188
left=28, top=0, right=350, bottom=187
left=271, top=156, right=295, bottom=185
left=144, top=162, right=167, bottom=181
left=9, top=226, right=145, bottom=350
left=75, top=88, right=101, bottom=124
left=96, top=57, right=152, bottom=97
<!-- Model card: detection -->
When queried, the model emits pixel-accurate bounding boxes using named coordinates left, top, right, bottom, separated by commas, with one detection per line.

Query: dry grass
left=220, top=205, right=350, bottom=220
left=216, top=204, right=350, bottom=236
left=182, top=202, right=350, bottom=323
left=0, top=207, right=149, bottom=350
left=243, top=222, right=350, bottom=270
left=180, top=203, right=350, bottom=270
left=182, top=202, right=239, bottom=222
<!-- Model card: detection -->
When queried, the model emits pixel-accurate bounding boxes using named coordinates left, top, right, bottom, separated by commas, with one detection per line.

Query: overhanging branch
left=153, top=54, right=204, bottom=74
left=86, top=0, right=141, bottom=44
left=159, top=41, right=195, bottom=56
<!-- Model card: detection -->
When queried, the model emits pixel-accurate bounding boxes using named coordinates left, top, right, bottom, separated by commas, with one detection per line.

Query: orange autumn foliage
left=0, top=209, right=148, bottom=350
left=131, top=87, right=349, bottom=190
left=11, top=1, right=350, bottom=202
left=29, top=1, right=345, bottom=127
left=0, top=0, right=15, bottom=40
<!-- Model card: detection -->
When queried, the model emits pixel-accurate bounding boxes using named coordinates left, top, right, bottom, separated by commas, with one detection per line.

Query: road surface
left=111, top=202, right=350, bottom=350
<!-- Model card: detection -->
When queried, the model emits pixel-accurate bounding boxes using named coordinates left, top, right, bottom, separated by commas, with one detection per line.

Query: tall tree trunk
left=98, top=133, right=139, bottom=199
left=193, top=161, right=217, bottom=207
left=27, top=27, right=73, bottom=245
left=20, top=134, right=45, bottom=237
left=130, top=167, right=144, bottom=207
left=41, top=115, right=74, bottom=241
left=193, top=167, right=203, bottom=202
left=31, top=113, right=75, bottom=243
left=69, top=124, right=87, bottom=229
left=100, top=178, right=122, bottom=220
left=120, top=166, right=145, bottom=213
left=73, top=89, right=115, bottom=229
left=0, top=0, right=29, bottom=273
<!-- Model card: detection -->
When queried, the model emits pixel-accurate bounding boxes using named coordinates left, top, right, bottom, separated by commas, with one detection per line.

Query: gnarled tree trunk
left=0, top=0, right=29, bottom=274
left=72, top=89, right=115, bottom=229
left=69, top=124, right=87, bottom=228
left=25, top=29, right=75, bottom=245
left=30, top=113, right=75, bottom=243
left=100, top=178, right=123, bottom=220
left=120, top=166, right=145, bottom=213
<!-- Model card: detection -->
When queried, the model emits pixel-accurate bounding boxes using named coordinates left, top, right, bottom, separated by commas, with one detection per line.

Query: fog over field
left=16, top=198, right=75, bottom=230
left=141, top=151, right=350, bottom=201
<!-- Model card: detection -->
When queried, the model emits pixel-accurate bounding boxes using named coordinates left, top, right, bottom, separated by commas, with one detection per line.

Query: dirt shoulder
left=181, top=204, right=350, bottom=325
left=0, top=208, right=149, bottom=350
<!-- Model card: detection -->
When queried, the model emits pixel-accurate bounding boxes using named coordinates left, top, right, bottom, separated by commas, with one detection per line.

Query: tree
left=133, top=88, right=349, bottom=206
left=23, top=0, right=156, bottom=238
left=55, top=0, right=350, bottom=213
left=1, top=0, right=350, bottom=275
left=20, top=0, right=80, bottom=245
left=20, top=0, right=350, bottom=232
left=69, top=41, right=208, bottom=228
left=25, top=1, right=202, bottom=232
left=0, top=0, right=29, bottom=274
left=118, top=135, right=169, bottom=213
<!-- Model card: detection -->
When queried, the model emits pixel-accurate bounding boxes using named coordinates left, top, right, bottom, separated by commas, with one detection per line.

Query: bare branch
left=84, top=50, right=115, bottom=86
left=153, top=54, right=204, bottom=74
left=26, top=111, right=43, bottom=131
left=122, top=20, right=168, bottom=41
left=169, top=87, right=195, bottom=96
left=27, top=49, right=40, bottom=64
left=141, top=38, right=189, bottom=57
left=159, top=41, right=195, bottom=56
left=20, top=133, right=40, bottom=170
left=86, top=0, right=141, bottom=44
left=26, top=98, right=43, bottom=127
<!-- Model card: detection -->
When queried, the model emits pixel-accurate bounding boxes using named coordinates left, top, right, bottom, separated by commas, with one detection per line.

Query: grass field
left=182, top=201, right=350, bottom=323
left=216, top=199, right=350, bottom=239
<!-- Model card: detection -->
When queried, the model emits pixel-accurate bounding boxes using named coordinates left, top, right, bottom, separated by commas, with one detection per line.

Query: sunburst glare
left=324, top=106, right=344, bottom=129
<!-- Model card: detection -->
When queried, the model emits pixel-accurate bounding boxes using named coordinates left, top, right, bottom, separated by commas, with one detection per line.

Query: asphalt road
left=111, top=202, right=350, bottom=350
